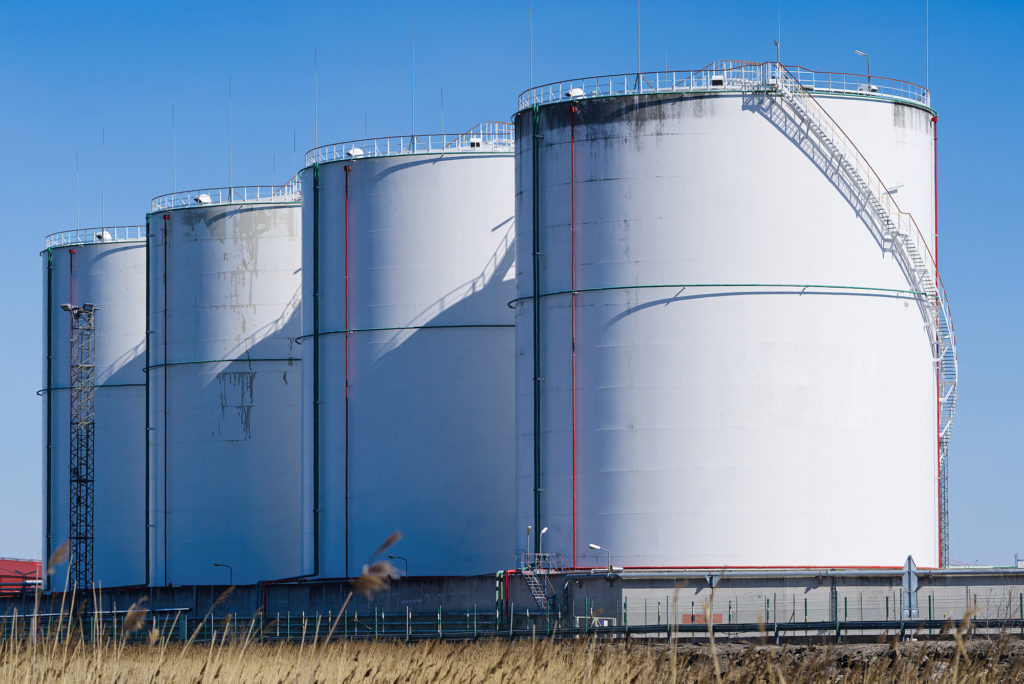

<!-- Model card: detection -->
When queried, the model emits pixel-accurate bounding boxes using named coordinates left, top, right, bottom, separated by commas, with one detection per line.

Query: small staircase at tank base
left=517, top=552, right=566, bottom=611
left=751, top=63, right=958, bottom=567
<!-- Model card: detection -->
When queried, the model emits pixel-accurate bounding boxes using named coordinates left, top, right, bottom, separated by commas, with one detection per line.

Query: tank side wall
left=514, top=93, right=937, bottom=568
left=44, top=242, right=147, bottom=588
left=149, top=204, right=303, bottom=585
left=308, top=154, right=516, bottom=576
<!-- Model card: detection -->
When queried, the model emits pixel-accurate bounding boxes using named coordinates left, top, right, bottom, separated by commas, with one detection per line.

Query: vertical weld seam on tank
left=312, top=164, right=321, bottom=577
left=144, top=216, right=151, bottom=585
left=45, top=247, right=53, bottom=589
left=531, top=105, right=543, bottom=552
left=344, top=163, right=352, bottom=578
left=162, top=213, right=169, bottom=585
left=570, top=103, right=578, bottom=569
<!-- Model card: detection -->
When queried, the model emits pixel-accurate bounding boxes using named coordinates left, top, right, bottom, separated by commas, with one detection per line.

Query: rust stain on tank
left=217, top=370, right=256, bottom=441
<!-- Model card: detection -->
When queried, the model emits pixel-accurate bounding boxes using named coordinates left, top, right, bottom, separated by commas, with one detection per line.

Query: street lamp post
left=213, top=563, right=233, bottom=585
left=387, top=555, right=408, bottom=577
left=538, top=526, right=548, bottom=557
left=588, top=543, right=612, bottom=571
left=855, top=50, right=871, bottom=83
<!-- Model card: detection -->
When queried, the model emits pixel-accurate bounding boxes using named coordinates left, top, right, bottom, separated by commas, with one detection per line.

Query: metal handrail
left=517, top=59, right=930, bottom=110
left=44, top=226, right=146, bottom=249
left=150, top=175, right=301, bottom=212
left=305, top=121, right=514, bottom=166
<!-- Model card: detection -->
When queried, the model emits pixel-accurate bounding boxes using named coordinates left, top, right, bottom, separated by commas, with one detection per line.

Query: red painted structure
left=0, top=558, right=41, bottom=596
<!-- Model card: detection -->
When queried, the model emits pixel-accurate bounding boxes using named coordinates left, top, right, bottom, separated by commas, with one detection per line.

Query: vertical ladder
left=69, top=303, right=97, bottom=591
left=756, top=64, right=958, bottom=567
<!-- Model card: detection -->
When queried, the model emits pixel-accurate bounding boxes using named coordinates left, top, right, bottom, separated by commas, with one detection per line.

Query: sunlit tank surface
left=147, top=183, right=302, bottom=586
left=301, top=123, right=515, bottom=576
left=42, top=227, right=146, bottom=589
left=514, top=61, right=953, bottom=570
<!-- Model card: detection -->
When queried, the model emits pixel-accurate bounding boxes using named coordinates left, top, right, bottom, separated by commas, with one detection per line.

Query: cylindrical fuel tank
left=514, top=64, right=939, bottom=568
left=42, top=227, right=147, bottom=589
left=302, top=125, right=515, bottom=576
left=147, top=185, right=302, bottom=586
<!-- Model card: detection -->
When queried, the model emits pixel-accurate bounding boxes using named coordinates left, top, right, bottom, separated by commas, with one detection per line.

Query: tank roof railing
left=305, top=121, right=514, bottom=166
left=150, top=174, right=301, bottom=212
left=44, top=225, right=146, bottom=249
left=518, top=59, right=930, bottom=110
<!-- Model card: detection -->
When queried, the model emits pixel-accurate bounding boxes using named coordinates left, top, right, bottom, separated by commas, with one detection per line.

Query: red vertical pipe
left=570, top=104, right=578, bottom=569
left=933, top=116, right=940, bottom=553
left=68, top=249, right=75, bottom=387
left=344, top=164, right=352, bottom=577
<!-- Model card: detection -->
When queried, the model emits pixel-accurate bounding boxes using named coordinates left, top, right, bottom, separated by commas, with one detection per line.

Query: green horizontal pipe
left=37, top=382, right=145, bottom=395
left=295, top=323, right=512, bottom=343
left=508, top=282, right=925, bottom=307
left=143, top=357, right=299, bottom=372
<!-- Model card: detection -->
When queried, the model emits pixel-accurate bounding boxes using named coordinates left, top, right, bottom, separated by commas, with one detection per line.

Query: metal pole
left=411, top=16, right=416, bottom=140
left=100, top=127, right=104, bottom=228
left=171, top=106, right=176, bottom=194
left=636, top=0, right=640, bottom=78
left=227, top=77, right=232, bottom=190
left=314, top=48, right=318, bottom=150
left=529, top=0, right=533, bottom=88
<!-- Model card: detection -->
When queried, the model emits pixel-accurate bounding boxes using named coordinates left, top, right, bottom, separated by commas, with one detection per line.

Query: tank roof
left=44, top=226, right=145, bottom=249
left=518, top=59, right=930, bottom=111
left=305, top=121, right=513, bottom=166
left=150, top=176, right=300, bottom=212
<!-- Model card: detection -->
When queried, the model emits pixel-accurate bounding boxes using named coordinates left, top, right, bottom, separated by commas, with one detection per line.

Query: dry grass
left=4, top=634, right=1024, bottom=682
left=16, top=534, right=1023, bottom=681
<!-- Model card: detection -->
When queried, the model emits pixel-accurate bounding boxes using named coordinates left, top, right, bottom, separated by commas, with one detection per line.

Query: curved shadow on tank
left=601, top=287, right=920, bottom=329
left=343, top=236, right=516, bottom=575
left=369, top=153, right=514, bottom=183
left=375, top=218, right=514, bottom=358
left=738, top=92, right=932, bottom=326
left=538, top=93, right=931, bottom=328
left=157, top=303, right=304, bottom=584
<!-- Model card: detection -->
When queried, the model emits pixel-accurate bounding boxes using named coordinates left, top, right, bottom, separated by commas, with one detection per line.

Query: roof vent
left=194, top=193, right=212, bottom=204
left=710, top=74, right=725, bottom=86
left=469, top=137, right=482, bottom=148
left=565, top=87, right=585, bottom=99
left=95, top=230, right=112, bottom=241
left=857, top=83, right=879, bottom=94
left=346, top=147, right=365, bottom=158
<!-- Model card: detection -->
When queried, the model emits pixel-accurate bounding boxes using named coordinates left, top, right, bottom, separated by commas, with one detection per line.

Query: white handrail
left=151, top=176, right=301, bottom=212
left=306, top=121, right=514, bottom=166
left=44, top=226, right=146, bottom=249
left=517, top=59, right=930, bottom=110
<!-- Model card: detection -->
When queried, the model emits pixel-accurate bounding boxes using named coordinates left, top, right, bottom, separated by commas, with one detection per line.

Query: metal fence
left=305, top=121, right=514, bottom=166
left=517, top=59, right=930, bottom=110
left=44, top=226, right=146, bottom=249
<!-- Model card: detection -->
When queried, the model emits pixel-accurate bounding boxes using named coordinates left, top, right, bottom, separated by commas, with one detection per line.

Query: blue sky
left=0, top=1, right=1020, bottom=565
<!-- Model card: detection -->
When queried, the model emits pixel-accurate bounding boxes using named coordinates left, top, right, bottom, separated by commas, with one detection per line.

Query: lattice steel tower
left=67, top=302, right=96, bottom=591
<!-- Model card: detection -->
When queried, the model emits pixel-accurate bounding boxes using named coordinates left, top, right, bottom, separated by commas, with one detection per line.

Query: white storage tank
left=301, top=124, right=515, bottom=577
left=42, top=226, right=147, bottom=589
left=147, top=183, right=302, bottom=586
left=514, top=61, right=955, bottom=569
